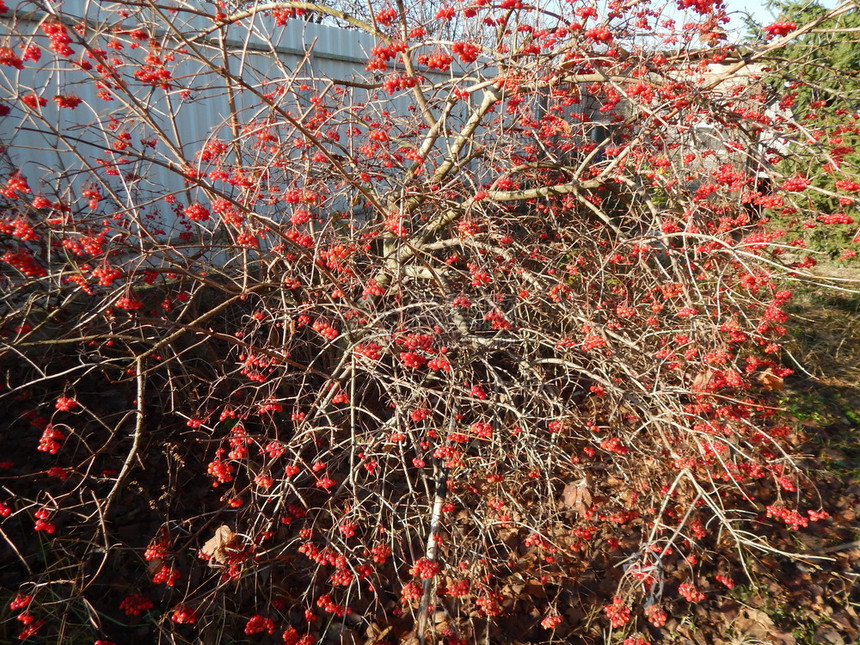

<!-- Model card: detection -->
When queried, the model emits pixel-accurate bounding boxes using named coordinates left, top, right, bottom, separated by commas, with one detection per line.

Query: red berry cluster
left=257, top=401, right=284, bottom=415
left=409, top=557, right=440, bottom=579
left=152, top=564, right=180, bottom=586
left=622, top=638, right=651, bottom=645
left=781, top=175, right=810, bottom=192
left=271, top=7, right=305, bottom=26
left=53, top=94, right=83, bottom=109
left=444, top=579, right=470, bottom=597
left=0, top=46, right=23, bottom=69
left=677, top=583, right=706, bottom=603
left=312, top=318, right=338, bottom=340
left=244, top=614, right=276, bottom=635
left=818, top=213, right=854, bottom=224
left=114, top=296, right=143, bottom=310
left=435, top=6, right=455, bottom=20
left=678, top=0, right=715, bottom=14
left=0, top=216, right=38, bottom=241
left=60, top=229, right=108, bottom=256
left=10, top=594, right=33, bottom=610
left=432, top=444, right=463, bottom=468
left=15, top=607, right=45, bottom=640
left=119, top=593, right=154, bottom=616
left=600, top=436, right=628, bottom=454
left=184, top=202, right=211, bottom=222
left=291, top=208, right=311, bottom=225
left=21, top=44, right=41, bottom=63
left=0, top=251, right=46, bottom=279
left=584, top=27, right=613, bottom=43
left=835, top=178, right=860, bottom=192
left=254, top=473, right=274, bottom=488
left=207, top=455, right=235, bottom=486
left=227, top=425, right=251, bottom=459
left=366, top=41, right=406, bottom=71
left=375, top=8, right=398, bottom=26
left=144, top=530, right=172, bottom=561
left=540, top=612, right=563, bottom=629
left=355, top=342, right=382, bottom=360
left=400, top=581, right=423, bottom=603
left=133, top=51, right=173, bottom=88
left=55, top=396, right=77, bottom=411
left=603, top=596, right=631, bottom=627
left=37, top=424, right=66, bottom=454
left=281, top=627, right=316, bottom=645
left=766, top=504, right=829, bottom=530
left=2, top=171, right=31, bottom=198
left=469, top=421, right=492, bottom=438
left=645, top=604, right=668, bottom=627
left=92, top=263, right=122, bottom=286
left=239, top=352, right=275, bottom=383
left=763, top=20, right=797, bottom=39
left=452, top=41, right=479, bottom=63
left=41, top=22, right=74, bottom=57
left=170, top=604, right=196, bottom=624
left=362, top=279, right=385, bottom=297
left=581, top=334, right=606, bottom=351
left=714, top=574, right=734, bottom=589
left=474, top=591, right=503, bottom=617
left=427, top=355, right=451, bottom=371
left=316, top=593, right=349, bottom=617
left=467, top=263, right=491, bottom=286
left=369, top=543, right=391, bottom=564
left=399, top=351, right=426, bottom=368
left=382, top=73, right=418, bottom=94
left=315, top=475, right=336, bottom=490
left=418, top=52, right=453, bottom=71
left=198, top=139, right=228, bottom=161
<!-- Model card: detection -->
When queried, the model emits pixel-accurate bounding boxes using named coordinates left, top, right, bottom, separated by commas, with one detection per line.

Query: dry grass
left=783, top=268, right=860, bottom=388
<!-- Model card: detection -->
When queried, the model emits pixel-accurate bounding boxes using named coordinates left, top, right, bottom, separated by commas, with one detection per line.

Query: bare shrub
left=0, top=0, right=857, bottom=643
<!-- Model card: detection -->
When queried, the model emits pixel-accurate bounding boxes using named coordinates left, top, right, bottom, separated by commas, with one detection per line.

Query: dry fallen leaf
left=756, top=368, right=784, bottom=391
left=201, top=524, right=235, bottom=565
left=523, top=580, right=548, bottom=599
left=692, top=369, right=714, bottom=391
left=561, top=478, right=592, bottom=516
left=733, top=606, right=797, bottom=645
left=363, top=625, right=392, bottom=645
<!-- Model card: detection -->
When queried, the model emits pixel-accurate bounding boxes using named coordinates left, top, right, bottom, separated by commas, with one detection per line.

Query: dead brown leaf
left=812, top=626, right=844, bottom=645
left=201, top=524, right=235, bottom=565
left=561, top=477, right=592, bottom=516
left=692, top=369, right=714, bottom=391
left=732, top=607, right=796, bottom=645
left=362, top=625, right=391, bottom=645
left=756, top=369, right=784, bottom=391
left=523, top=580, right=548, bottom=599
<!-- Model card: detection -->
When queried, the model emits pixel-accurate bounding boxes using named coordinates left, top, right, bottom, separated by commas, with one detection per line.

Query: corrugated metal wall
left=0, top=3, right=456, bottom=233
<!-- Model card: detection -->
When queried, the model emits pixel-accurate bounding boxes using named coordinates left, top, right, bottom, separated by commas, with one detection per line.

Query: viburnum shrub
left=0, top=0, right=856, bottom=642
